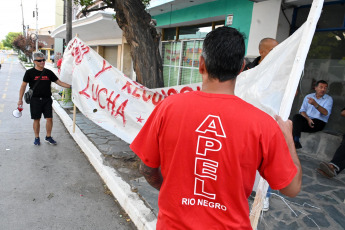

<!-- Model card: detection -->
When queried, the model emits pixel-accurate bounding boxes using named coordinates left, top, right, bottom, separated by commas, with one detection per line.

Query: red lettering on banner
left=79, top=76, right=91, bottom=99
left=160, top=90, right=168, bottom=97
left=98, top=88, right=108, bottom=109
left=80, top=78, right=128, bottom=126
left=119, top=80, right=200, bottom=105
left=79, top=77, right=200, bottom=127
left=114, top=100, right=129, bottom=126
left=181, top=87, right=194, bottom=93
left=68, top=39, right=78, bottom=51
left=92, top=84, right=99, bottom=102
left=132, top=81, right=147, bottom=90
left=72, top=42, right=90, bottom=65
left=167, top=88, right=178, bottom=96
left=121, top=81, right=132, bottom=94
left=107, top=91, right=120, bottom=113
left=131, top=88, right=141, bottom=98
left=95, top=60, right=112, bottom=79
left=152, top=93, right=164, bottom=105
left=142, top=90, right=152, bottom=102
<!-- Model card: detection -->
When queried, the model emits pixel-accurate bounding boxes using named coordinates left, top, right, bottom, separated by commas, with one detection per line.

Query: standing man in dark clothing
left=244, top=38, right=278, bottom=70
left=18, top=52, right=71, bottom=146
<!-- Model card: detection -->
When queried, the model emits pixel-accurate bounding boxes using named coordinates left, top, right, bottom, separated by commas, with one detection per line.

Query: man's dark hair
left=315, top=80, right=328, bottom=87
left=202, top=26, right=245, bottom=82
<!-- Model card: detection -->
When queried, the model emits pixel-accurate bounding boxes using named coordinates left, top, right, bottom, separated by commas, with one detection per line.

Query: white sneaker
left=262, top=197, right=270, bottom=211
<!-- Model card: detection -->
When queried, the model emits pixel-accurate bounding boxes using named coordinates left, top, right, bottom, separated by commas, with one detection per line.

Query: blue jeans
left=266, top=186, right=272, bottom=198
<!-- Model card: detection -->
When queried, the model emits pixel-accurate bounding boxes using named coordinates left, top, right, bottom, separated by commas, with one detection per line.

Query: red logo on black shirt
left=34, top=76, right=49, bottom=80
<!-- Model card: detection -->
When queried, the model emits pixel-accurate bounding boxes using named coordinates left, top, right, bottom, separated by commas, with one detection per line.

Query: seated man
left=293, top=80, right=333, bottom=149
left=317, top=107, right=345, bottom=178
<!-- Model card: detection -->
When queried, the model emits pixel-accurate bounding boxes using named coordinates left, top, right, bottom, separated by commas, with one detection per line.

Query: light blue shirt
left=299, top=93, right=333, bottom=123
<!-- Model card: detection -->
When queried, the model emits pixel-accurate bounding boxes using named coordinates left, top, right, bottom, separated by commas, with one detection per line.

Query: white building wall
left=246, top=0, right=282, bottom=58
left=104, top=46, right=118, bottom=68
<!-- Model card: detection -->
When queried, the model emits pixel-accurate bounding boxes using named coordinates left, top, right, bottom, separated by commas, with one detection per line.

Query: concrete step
left=298, top=131, right=343, bottom=161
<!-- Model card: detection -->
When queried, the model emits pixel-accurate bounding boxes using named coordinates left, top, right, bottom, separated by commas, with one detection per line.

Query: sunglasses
left=34, top=59, right=46, bottom=62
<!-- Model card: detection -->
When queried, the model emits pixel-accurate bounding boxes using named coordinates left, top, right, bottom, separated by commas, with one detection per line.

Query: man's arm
left=18, top=82, right=28, bottom=107
left=274, top=115, right=302, bottom=197
left=307, top=97, right=329, bottom=116
left=55, top=79, right=71, bottom=88
left=300, top=111, right=314, bottom=128
left=139, top=161, right=163, bottom=191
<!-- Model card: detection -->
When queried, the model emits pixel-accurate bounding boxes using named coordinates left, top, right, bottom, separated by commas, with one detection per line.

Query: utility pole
left=35, top=0, right=38, bottom=51
left=66, top=0, right=72, bottom=44
left=20, top=0, right=25, bottom=37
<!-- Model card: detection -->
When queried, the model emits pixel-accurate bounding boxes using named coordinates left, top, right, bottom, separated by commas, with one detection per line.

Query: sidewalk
left=46, top=63, right=345, bottom=230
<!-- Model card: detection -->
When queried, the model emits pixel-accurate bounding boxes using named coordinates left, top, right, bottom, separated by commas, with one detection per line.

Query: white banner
left=59, top=0, right=322, bottom=144
left=59, top=40, right=201, bottom=143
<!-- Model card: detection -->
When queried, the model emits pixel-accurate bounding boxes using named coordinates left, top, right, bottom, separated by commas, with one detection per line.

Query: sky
left=0, top=0, right=56, bottom=41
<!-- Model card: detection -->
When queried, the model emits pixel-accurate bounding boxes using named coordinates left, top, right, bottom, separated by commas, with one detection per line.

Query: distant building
left=28, top=26, right=55, bottom=63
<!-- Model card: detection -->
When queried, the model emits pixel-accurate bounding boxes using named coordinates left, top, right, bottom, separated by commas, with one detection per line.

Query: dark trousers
left=292, top=114, right=326, bottom=138
left=330, top=135, right=345, bottom=174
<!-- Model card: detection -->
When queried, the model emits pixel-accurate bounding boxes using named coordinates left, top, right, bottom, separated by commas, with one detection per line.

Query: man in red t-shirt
left=130, top=27, right=302, bottom=229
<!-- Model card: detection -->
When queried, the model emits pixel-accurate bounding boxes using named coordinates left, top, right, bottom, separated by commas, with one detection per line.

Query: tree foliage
left=308, top=31, right=345, bottom=61
left=2, top=32, right=22, bottom=49
left=12, top=35, right=44, bottom=59
left=73, top=0, right=163, bottom=88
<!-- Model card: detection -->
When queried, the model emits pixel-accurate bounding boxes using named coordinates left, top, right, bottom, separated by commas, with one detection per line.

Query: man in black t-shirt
left=18, top=52, right=71, bottom=146
left=244, top=38, right=278, bottom=70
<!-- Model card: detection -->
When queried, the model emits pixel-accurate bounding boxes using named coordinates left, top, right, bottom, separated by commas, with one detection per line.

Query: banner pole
left=249, top=0, right=323, bottom=229
left=72, top=33, right=79, bottom=133
left=73, top=104, right=76, bottom=133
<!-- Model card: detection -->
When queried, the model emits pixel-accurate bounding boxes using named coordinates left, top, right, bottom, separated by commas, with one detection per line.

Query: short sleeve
left=23, top=70, right=30, bottom=83
left=130, top=102, right=165, bottom=168
left=323, top=96, right=333, bottom=115
left=258, top=128, right=297, bottom=190
left=299, top=95, right=308, bottom=113
left=48, top=69, right=58, bottom=82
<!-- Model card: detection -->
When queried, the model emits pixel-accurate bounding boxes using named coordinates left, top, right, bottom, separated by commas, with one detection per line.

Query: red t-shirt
left=130, top=91, right=297, bottom=229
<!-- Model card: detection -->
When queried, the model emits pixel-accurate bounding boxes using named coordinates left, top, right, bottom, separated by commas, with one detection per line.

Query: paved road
left=0, top=55, right=136, bottom=229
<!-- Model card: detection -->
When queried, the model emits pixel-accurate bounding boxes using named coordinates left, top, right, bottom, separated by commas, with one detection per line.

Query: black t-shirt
left=23, top=68, right=58, bottom=98
left=244, top=56, right=261, bottom=71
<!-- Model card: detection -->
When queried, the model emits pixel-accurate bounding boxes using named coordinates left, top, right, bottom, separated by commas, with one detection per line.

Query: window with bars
left=162, top=40, right=203, bottom=87
left=161, top=20, right=224, bottom=87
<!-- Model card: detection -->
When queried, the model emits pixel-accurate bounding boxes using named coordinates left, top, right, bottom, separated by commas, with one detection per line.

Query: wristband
left=315, top=105, right=319, bottom=109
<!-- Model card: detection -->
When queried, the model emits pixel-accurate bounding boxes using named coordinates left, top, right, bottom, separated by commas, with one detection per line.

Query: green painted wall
left=153, top=0, right=254, bottom=48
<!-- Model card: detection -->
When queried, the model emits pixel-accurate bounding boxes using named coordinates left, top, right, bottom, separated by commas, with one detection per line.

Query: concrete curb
left=52, top=100, right=157, bottom=230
